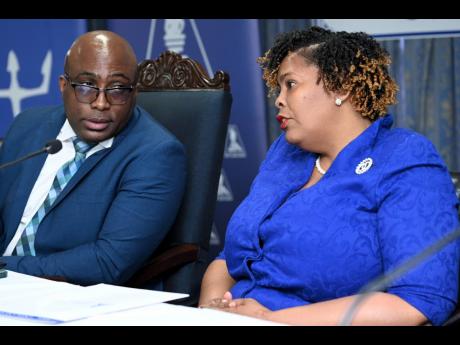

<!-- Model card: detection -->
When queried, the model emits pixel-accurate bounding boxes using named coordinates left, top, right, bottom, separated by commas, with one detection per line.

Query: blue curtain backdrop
left=0, top=19, right=87, bottom=137
left=107, top=19, right=268, bottom=258
left=382, top=37, right=460, bottom=172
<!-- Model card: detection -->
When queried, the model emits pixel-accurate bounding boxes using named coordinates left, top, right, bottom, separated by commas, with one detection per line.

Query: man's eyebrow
left=74, top=71, right=97, bottom=79
left=73, top=71, right=131, bottom=81
left=108, top=72, right=131, bottom=81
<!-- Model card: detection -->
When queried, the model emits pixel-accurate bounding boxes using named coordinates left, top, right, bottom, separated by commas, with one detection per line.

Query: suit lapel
left=45, top=107, right=140, bottom=212
left=47, top=146, right=113, bottom=211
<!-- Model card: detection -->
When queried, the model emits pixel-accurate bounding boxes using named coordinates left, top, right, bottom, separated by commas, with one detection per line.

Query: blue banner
left=0, top=19, right=87, bottom=137
left=108, top=19, right=268, bottom=257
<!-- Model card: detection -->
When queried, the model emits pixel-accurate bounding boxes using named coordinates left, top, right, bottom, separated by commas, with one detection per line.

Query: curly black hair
left=258, top=26, right=398, bottom=120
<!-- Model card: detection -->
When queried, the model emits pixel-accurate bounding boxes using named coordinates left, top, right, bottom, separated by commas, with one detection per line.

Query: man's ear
left=58, top=75, right=66, bottom=93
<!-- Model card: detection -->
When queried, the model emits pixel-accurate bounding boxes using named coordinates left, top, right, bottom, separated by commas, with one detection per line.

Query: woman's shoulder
left=374, top=126, right=453, bottom=196
left=377, top=126, right=442, bottom=164
left=381, top=125, right=430, bottom=145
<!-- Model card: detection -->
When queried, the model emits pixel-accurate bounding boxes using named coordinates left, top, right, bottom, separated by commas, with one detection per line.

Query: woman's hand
left=199, top=291, right=234, bottom=309
left=226, top=298, right=271, bottom=320
left=203, top=291, right=271, bottom=321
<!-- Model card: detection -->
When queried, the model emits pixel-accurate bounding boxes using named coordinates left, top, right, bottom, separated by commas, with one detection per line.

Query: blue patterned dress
left=218, top=115, right=459, bottom=325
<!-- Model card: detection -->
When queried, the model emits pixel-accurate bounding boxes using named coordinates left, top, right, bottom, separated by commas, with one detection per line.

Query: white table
left=63, top=303, right=281, bottom=326
left=0, top=271, right=281, bottom=326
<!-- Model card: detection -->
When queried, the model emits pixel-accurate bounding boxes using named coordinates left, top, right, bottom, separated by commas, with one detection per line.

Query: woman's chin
left=284, top=132, right=300, bottom=145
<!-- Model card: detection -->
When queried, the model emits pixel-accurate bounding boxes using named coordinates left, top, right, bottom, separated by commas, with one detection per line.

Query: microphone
left=0, top=139, right=63, bottom=170
left=339, top=226, right=460, bottom=326
left=45, top=139, right=62, bottom=154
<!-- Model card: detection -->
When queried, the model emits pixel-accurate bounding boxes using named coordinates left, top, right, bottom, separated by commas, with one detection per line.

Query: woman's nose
left=275, top=94, right=284, bottom=109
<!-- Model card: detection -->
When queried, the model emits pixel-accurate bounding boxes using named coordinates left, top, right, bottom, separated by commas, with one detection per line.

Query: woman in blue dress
left=199, top=26, right=459, bottom=325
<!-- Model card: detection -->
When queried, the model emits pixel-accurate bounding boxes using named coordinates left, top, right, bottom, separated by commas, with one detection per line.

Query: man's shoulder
left=14, top=105, right=64, bottom=125
left=7, top=105, right=64, bottom=138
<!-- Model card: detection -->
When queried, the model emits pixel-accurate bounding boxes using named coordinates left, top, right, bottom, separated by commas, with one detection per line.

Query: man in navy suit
left=0, top=31, right=186, bottom=286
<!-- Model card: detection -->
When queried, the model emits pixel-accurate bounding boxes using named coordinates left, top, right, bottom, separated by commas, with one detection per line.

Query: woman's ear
left=337, top=90, right=351, bottom=102
left=334, top=90, right=351, bottom=106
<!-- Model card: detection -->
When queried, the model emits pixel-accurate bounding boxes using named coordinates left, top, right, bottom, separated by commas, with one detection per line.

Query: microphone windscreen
left=45, top=139, right=63, bottom=154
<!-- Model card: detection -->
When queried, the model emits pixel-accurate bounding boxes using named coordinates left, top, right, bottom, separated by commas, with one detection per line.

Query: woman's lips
left=276, top=115, right=289, bottom=129
left=83, top=119, right=110, bottom=131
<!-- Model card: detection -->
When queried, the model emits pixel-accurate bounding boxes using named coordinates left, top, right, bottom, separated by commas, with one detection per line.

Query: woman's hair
left=258, top=26, right=398, bottom=120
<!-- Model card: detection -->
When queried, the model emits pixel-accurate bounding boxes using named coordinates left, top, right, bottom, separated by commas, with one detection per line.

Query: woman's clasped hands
left=199, top=291, right=271, bottom=320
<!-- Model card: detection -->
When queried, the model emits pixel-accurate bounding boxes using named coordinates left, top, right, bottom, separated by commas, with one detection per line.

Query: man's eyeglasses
left=63, top=74, right=135, bottom=105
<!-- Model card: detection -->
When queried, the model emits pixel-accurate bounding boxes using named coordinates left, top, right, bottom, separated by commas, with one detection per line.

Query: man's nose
left=91, top=90, right=110, bottom=110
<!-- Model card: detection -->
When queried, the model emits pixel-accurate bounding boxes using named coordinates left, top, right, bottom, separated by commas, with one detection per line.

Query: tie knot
left=73, top=137, right=95, bottom=155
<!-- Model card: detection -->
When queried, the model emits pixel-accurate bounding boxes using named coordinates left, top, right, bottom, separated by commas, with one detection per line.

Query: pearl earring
left=335, top=98, right=342, bottom=106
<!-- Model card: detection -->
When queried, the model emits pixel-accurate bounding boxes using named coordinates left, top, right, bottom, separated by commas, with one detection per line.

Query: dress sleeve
left=376, top=133, right=459, bottom=325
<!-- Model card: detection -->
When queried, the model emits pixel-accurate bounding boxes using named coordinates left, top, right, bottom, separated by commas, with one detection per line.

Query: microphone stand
left=0, top=147, right=48, bottom=170
left=0, top=140, right=62, bottom=170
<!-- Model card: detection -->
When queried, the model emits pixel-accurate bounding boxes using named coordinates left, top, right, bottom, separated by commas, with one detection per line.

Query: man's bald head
left=60, top=30, right=139, bottom=143
left=64, top=30, right=138, bottom=81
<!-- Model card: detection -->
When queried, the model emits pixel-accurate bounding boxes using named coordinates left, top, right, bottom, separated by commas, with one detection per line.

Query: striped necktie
left=14, top=137, right=95, bottom=256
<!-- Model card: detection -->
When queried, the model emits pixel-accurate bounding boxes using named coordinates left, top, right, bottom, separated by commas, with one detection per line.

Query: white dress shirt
left=3, top=120, right=113, bottom=256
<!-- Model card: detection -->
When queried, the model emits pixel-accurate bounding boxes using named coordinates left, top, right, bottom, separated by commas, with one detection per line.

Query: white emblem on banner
left=146, top=19, right=214, bottom=77
left=217, top=169, right=234, bottom=202
left=163, top=19, right=187, bottom=57
left=224, top=124, right=247, bottom=159
left=209, top=223, right=221, bottom=246
left=0, top=50, right=52, bottom=117
left=451, top=174, right=460, bottom=199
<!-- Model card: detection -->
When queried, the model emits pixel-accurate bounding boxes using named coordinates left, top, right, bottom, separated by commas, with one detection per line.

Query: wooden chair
left=125, top=51, right=232, bottom=306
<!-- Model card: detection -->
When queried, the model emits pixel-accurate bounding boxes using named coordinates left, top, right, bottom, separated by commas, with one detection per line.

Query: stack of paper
left=0, top=271, right=188, bottom=324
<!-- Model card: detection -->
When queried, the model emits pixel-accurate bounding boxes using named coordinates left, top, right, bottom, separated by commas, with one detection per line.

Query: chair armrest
left=126, top=243, right=199, bottom=288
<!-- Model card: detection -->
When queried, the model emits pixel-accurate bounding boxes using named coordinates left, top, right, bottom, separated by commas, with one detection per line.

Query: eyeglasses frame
left=63, top=73, right=136, bottom=105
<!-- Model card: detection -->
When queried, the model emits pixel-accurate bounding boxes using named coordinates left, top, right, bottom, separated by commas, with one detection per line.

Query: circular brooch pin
left=355, top=158, right=373, bottom=175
